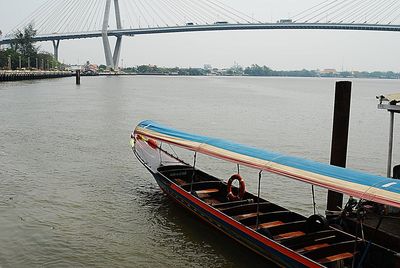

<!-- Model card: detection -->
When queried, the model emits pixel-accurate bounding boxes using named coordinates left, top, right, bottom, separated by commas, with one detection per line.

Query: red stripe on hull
left=170, top=184, right=321, bottom=268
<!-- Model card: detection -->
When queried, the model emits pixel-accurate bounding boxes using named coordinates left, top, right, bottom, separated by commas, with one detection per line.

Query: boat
left=131, top=120, right=400, bottom=267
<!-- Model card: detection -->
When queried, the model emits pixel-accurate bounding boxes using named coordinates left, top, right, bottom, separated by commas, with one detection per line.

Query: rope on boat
left=159, top=142, right=163, bottom=165
left=190, top=152, right=197, bottom=194
left=352, top=199, right=367, bottom=268
left=255, top=170, right=262, bottom=230
left=357, top=207, right=385, bottom=268
left=311, top=185, right=317, bottom=215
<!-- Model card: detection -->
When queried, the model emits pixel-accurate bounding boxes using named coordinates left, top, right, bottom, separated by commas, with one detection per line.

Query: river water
left=0, top=76, right=399, bottom=267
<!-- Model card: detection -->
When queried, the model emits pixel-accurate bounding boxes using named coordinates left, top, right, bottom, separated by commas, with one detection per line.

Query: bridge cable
left=157, top=0, right=188, bottom=25
left=174, top=0, right=212, bottom=24
left=54, top=0, right=79, bottom=33
left=33, top=0, right=66, bottom=34
left=332, top=0, right=374, bottom=23
left=152, top=0, right=185, bottom=26
left=292, top=0, right=333, bottom=22
left=82, top=0, right=101, bottom=32
left=293, top=0, right=341, bottom=22
left=327, top=0, right=365, bottom=23
left=202, top=0, right=253, bottom=23
left=354, top=0, right=389, bottom=24
left=369, top=0, right=399, bottom=24
left=386, top=2, right=400, bottom=24
left=212, top=0, right=261, bottom=23
left=303, top=0, right=351, bottom=23
left=79, top=0, right=96, bottom=32
left=88, top=0, right=104, bottom=32
left=162, top=0, right=205, bottom=25
left=39, top=0, right=73, bottom=33
left=143, top=0, right=170, bottom=27
left=120, top=1, right=135, bottom=28
left=379, top=0, right=400, bottom=24
left=124, top=0, right=142, bottom=28
left=132, top=0, right=151, bottom=28
left=70, top=0, right=92, bottom=33
left=137, top=0, right=159, bottom=27
left=7, top=0, right=55, bottom=35
left=192, top=0, right=228, bottom=23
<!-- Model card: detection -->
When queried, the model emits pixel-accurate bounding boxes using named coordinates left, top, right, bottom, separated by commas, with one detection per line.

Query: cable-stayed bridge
left=1, top=0, right=400, bottom=69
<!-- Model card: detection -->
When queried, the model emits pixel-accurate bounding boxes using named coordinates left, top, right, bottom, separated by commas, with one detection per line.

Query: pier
left=0, top=70, right=73, bottom=82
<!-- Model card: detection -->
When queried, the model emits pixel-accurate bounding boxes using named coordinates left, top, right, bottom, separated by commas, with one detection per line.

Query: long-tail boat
left=131, top=120, right=400, bottom=267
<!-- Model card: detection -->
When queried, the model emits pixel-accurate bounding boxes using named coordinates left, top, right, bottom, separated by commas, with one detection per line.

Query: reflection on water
left=0, top=76, right=398, bottom=267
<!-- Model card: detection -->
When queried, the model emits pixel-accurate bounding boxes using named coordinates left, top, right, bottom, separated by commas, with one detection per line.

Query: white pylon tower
left=102, top=0, right=122, bottom=70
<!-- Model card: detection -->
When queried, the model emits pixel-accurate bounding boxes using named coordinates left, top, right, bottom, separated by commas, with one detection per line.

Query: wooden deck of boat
left=168, top=172, right=358, bottom=267
left=156, top=165, right=400, bottom=267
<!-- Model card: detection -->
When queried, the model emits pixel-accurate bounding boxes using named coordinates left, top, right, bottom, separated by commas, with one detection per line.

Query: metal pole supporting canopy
left=377, top=93, right=400, bottom=178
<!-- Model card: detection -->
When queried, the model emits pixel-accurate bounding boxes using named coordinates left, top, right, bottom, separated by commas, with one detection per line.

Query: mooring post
left=327, top=81, right=352, bottom=212
left=387, top=111, right=395, bottom=178
left=76, top=70, right=81, bottom=85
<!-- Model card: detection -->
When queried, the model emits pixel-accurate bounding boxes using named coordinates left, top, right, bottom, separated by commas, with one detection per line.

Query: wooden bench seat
left=317, top=252, right=353, bottom=264
left=175, top=178, right=187, bottom=185
left=233, top=212, right=264, bottom=221
left=196, top=188, right=219, bottom=195
left=250, top=221, right=285, bottom=229
left=195, top=188, right=219, bottom=199
left=274, top=231, right=305, bottom=241
left=279, top=230, right=337, bottom=248
left=296, top=243, right=330, bottom=254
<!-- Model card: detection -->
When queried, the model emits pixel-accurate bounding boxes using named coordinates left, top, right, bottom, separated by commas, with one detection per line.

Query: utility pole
left=8, top=56, right=11, bottom=70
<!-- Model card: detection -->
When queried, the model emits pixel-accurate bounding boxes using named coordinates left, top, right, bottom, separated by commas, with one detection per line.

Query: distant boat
left=131, top=120, right=400, bottom=267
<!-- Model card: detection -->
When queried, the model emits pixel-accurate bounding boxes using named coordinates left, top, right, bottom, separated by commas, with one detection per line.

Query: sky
left=1, top=0, right=400, bottom=72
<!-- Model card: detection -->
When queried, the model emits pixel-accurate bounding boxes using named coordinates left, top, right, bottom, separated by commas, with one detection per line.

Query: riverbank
left=0, top=70, right=73, bottom=81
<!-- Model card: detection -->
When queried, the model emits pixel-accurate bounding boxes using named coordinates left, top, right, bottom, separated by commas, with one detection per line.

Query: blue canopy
left=134, top=120, right=400, bottom=208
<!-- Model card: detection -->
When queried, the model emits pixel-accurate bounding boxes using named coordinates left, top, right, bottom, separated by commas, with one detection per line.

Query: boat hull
left=148, top=168, right=319, bottom=268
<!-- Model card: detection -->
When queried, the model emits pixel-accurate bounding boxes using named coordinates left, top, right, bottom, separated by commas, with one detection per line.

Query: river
left=0, top=76, right=399, bottom=267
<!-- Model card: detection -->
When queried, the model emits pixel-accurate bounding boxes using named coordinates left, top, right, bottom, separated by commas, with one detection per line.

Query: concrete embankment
left=0, top=71, right=73, bottom=82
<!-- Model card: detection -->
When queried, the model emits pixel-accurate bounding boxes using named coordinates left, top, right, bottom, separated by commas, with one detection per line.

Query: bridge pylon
left=52, top=40, right=60, bottom=62
left=102, top=0, right=123, bottom=70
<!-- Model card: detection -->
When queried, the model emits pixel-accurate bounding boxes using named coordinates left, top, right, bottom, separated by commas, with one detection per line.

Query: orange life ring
left=226, top=174, right=246, bottom=201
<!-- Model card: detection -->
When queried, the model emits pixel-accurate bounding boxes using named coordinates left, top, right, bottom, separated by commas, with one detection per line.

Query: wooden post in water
left=327, top=81, right=352, bottom=212
left=76, top=70, right=81, bottom=85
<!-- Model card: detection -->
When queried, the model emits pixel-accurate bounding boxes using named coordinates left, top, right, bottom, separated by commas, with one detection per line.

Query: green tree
left=244, top=64, right=272, bottom=76
left=12, top=23, right=38, bottom=58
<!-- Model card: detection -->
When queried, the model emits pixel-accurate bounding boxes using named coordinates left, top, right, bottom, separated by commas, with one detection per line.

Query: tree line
left=121, top=64, right=400, bottom=79
left=0, top=24, right=60, bottom=70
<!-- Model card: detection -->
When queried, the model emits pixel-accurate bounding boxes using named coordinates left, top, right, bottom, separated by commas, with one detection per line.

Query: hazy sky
left=1, top=0, right=400, bottom=71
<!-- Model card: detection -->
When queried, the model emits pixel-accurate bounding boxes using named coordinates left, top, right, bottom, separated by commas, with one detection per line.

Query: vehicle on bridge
left=278, top=19, right=293, bottom=23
